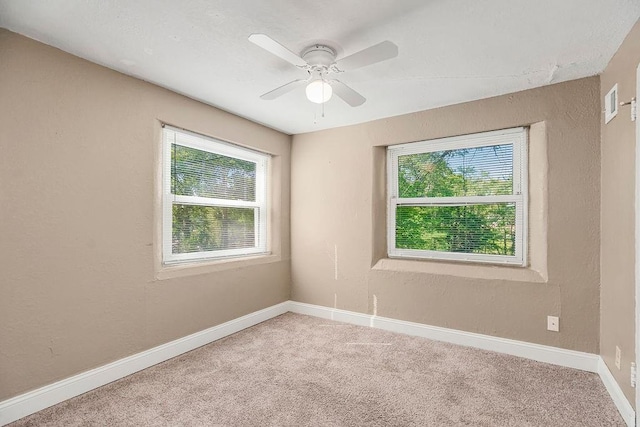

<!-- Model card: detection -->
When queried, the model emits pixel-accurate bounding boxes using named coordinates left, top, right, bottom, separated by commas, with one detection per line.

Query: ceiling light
left=305, top=80, right=332, bottom=104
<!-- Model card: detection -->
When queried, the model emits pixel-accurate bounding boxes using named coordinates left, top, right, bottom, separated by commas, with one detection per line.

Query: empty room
left=1, top=1, right=640, bottom=425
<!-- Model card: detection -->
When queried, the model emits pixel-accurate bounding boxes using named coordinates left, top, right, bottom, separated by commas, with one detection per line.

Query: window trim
left=387, top=127, right=528, bottom=266
left=162, top=125, right=269, bottom=264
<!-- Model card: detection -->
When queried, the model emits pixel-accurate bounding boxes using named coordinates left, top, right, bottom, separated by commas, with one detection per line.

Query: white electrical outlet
left=631, top=363, right=637, bottom=388
left=547, top=316, right=559, bottom=332
left=615, top=346, right=622, bottom=370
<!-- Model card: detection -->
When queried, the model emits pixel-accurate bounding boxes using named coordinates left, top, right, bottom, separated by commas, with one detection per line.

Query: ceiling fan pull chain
left=321, top=76, right=326, bottom=118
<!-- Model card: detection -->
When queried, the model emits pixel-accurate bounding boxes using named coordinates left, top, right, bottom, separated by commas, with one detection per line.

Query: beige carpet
left=10, top=313, right=624, bottom=426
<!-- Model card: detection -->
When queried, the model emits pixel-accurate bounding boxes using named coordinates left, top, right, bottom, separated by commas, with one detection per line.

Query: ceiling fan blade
left=328, top=80, right=366, bottom=107
left=260, top=79, right=308, bottom=100
left=335, top=41, right=398, bottom=71
left=248, top=33, right=307, bottom=68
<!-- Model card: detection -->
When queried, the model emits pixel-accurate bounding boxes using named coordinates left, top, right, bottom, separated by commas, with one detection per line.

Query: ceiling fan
left=248, top=34, right=398, bottom=107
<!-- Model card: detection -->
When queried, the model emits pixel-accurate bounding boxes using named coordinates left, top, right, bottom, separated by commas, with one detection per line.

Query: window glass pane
left=397, top=144, right=513, bottom=198
left=396, top=204, right=516, bottom=256
left=172, top=204, right=256, bottom=254
left=171, top=144, right=256, bottom=201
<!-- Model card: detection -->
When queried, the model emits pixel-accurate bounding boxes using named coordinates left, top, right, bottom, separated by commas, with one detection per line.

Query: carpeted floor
left=10, top=313, right=624, bottom=426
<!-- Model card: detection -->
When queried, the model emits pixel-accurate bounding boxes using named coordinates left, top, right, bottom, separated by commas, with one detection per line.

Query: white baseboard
left=0, top=301, right=289, bottom=426
left=598, top=357, right=636, bottom=427
left=288, top=301, right=600, bottom=371
left=1, top=300, right=635, bottom=427
left=286, top=301, right=373, bottom=327
left=374, top=316, right=601, bottom=372
left=288, top=301, right=635, bottom=425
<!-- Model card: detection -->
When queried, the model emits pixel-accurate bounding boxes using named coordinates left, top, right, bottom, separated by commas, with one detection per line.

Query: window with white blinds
left=162, top=126, right=269, bottom=264
left=387, top=128, right=528, bottom=265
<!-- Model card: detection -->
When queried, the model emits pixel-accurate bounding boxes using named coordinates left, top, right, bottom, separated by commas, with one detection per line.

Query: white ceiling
left=1, top=1, right=639, bottom=135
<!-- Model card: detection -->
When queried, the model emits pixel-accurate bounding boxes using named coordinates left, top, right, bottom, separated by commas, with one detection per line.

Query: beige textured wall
left=0, top=30, right=291, bottom=400
left=600, top=19, right=640, bottom=406
left=292, top=77, right=601, bottom=354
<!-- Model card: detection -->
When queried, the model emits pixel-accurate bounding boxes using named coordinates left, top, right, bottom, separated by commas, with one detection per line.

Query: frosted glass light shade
left=305, top=80, right=332, bottom=103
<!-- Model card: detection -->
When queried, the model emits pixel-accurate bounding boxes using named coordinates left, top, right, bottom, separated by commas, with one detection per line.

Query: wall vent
left=605, top=84, right=619, bottom=124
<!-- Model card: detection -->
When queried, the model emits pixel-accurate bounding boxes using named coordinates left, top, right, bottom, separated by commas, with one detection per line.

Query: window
left=387, top=127, right=527, bottom=265
left=162, top=126, right=269, bottom=264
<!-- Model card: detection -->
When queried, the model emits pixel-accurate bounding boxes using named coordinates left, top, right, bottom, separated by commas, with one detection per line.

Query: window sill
left=371, top=257, right=547, bottom=283
left=156, top=253, right=279, bottom=280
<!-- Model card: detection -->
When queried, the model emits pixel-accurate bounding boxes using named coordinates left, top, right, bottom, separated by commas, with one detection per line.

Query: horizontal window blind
left=172, top=205, right=257, bottom=254
left=397, top=144, right=513, bottom=198
left=172, top=144, right=257, bottom=201
left=396, top=204, right=517, bottom=256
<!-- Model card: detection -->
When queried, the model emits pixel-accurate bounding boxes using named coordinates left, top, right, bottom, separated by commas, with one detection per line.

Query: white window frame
left=387, top=127, right=528, bottom=266
left=162, top=125, right=269, bottom=264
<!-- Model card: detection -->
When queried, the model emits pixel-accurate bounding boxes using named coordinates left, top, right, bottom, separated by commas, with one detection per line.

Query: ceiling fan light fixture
left=305, top=80, right=332, bottom=104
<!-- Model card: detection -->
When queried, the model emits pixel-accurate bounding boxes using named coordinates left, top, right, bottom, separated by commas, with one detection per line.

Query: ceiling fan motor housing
left=301, top=45, right=336, bottom=68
